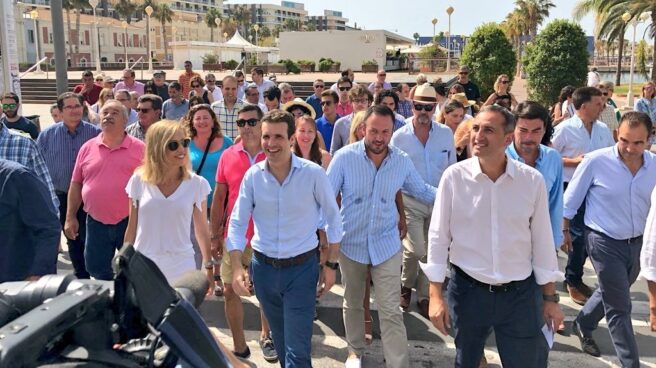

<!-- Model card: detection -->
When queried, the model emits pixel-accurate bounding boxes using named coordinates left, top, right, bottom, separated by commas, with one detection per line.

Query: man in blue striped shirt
left=37, top=92, right=100, bottom=279
left=328, top=105, right=436, bottom=368
left=565, top=112, right=656, bottom=367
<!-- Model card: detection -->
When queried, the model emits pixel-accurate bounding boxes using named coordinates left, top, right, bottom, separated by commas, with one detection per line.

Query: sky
left=229, top=0, right=653, bottom=41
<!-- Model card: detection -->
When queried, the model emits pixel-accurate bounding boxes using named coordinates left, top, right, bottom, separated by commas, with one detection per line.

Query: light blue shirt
left=328, top=140, right=437, bottom=266
left=634, top=97, right=656, bottom=123
left=563, top=145, right=656, bottom=240
left=330, top=113, right=354, bottom=155
left=390, top=119, right=456, bottom=189
left=552, top=114, right=614, bottom=182
left=226, top=154, right=343, bottom=258
left=507, top=143, right=564, bottom=247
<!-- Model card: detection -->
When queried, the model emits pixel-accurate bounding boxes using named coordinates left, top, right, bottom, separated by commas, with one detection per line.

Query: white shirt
left=552, top=115, right=614, bottom=182
left=639, top=186, right=656, bottom=282
left=204, top=86, right=223, bottom=102
left=250, top=80, right=275, bottom=104
left=587, top=71, right=601, bottom=87
left=420, top=157, right=564, bottom=285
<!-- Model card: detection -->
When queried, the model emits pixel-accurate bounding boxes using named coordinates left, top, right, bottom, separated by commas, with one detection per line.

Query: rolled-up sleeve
left=563, top=156, right=594, bottom=219
left=226, top=168, right=255, bottom=252
left=420, top=171, right=453, bottom=283
left=531, top=177, right=565, bottom=285
left=640, top=187, right=656, bottom=282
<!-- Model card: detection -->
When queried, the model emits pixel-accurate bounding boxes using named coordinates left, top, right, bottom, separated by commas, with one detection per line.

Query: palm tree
left=502, top=9, right=526, bottom=76
left=73, top=0, right=90, bottom=55
left=232, top=5, right=251, bottom=36
left=515, top=0, right=555, bottom=40
left=113, top=0, right=138, bottom=24
left=154, top=3, right=174, bottom=62
left=205, top=8, right=223, bottom=42
left=62, top=0, right=75, bottom=62
left=138, top=0, right=159, bottom=61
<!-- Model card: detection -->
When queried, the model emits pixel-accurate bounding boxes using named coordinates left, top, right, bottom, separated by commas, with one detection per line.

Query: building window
left=49, top=33, right=53, bottom=43
left=28, top=30, right=35, bottom=44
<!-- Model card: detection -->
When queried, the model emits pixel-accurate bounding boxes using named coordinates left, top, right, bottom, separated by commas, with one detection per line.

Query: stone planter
left=202, top=63, right=223, bottom=71
left=361, top=64, right=378, bottom=73
left=299, top=64, right=315, bottom=72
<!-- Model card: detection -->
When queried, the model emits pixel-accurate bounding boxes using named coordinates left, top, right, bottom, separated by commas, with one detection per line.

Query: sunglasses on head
left=2, top=103, right=17, bottom=109
left=236, top=118, right=259, bottom=127
left=339, top=86, right=350, bottom=91
left=167, top=138, right=191, bottom=151
left=413, top=103, right=435, bottom=111
left=320, top=100, right=333, bottom=106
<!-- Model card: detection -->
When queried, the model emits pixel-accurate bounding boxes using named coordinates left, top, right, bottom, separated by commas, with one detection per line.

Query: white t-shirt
left=126, top=172, right=211, bottom=284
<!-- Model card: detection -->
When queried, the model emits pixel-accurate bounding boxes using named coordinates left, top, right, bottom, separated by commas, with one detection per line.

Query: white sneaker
left=345, top=355, right=361, bottom=368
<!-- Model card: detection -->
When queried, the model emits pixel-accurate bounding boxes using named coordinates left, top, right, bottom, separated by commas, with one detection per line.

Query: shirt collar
left=506, top=142, right=544, bottom=165
left=470, top=154, right=516, bottom=180
left=612, top=144, right=652, bottom=169
left=96, top=132, right=131, bottom=149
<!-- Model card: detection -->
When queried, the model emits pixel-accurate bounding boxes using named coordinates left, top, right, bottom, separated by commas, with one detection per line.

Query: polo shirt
left=113, top=81, right=145, bottom=97
left=161, top=99, right=190, bottom=121
left=316, top=114, right=340, bottom=152
left=305, top=94, right=323, bottom=118
left=71, top=133, right=145, bottom=224
left=73, top=83, right=103, bottom=105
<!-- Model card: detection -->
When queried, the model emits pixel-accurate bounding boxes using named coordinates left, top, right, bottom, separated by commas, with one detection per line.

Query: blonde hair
left=493, top=74, right=510, bottom=94
left=348, top=111, right=367, bottom=144
left=98, top=88, right=114, bottom=107
left=138, top=120, right=191, bottom=185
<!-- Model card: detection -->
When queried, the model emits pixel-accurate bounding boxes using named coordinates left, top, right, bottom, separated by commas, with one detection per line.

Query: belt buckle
left=271, top=258, right=280, bottom=268
left=489, top=283, right=506, bottom=293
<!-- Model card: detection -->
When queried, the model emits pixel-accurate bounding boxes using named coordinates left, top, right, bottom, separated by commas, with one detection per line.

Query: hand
left=429, top=296, right=451, bottom=335
left=543, top=301, right=565, bottom=332
left=561, top=231, right=572, bottom=253
left=64, top=217, right=79, bottom=240
left=231, top=267, right=251, bottom=297
left=210, top=238, right=224, bottom=260
left=573, top=154, right=585, bottom=165
left=398, top=216, right=408, bottom=240
left=317, top=267, right=336, bottom=298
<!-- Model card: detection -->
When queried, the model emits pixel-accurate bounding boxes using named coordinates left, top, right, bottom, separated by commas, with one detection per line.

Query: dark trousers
left=84, top=215, right=128, bottom=280
left=576, top=229, right=641, bottom=368
left=57, top=192, right=89, bottom=279
left=251, top=252, right=319, bottom=368
left=448, top=269, right=548, bottom=368
left=564, top=182, right=588, bottom=286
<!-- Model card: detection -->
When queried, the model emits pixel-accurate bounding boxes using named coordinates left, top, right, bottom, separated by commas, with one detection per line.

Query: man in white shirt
left=204, top=73, right=223, bottom=102
left=587, top=67, right=601, bottom=87
left=250, top=67, right=275, bottom=104
left=552, top=86, right=614, bottom=305
left=422, top=105, right=564, bottom=367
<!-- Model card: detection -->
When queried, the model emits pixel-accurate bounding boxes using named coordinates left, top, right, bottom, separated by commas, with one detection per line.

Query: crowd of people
left=1, top=61, right=656, bottom=368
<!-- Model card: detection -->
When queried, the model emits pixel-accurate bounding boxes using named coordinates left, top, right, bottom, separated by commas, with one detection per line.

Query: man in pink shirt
left=113, top=69, right=145, bottom=97
left=209, top=104, right=277, bottom=362
left=64, top=100, right=145, bottom=280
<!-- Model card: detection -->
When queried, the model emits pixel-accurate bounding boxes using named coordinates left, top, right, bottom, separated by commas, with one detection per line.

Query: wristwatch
left=324, top=261, right=339, bottom=270
left=204, top=260, right=215, bottom=269
left=543, top=294, right=560, bottom=303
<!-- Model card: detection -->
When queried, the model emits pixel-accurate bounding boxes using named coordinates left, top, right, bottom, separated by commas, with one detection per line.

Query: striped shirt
left=327, top=140, right=437, bottom=265
left=0, top=124, right=58, bottom=209
left=211, top=99, right=244, bottom=139
left=36, top=121, right=100, bottom=193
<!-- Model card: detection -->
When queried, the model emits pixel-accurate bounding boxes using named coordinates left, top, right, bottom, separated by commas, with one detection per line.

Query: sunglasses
left=602, top=92, right=608, bottom=96
left=191, top=84, right=201, bottom=88
left=314, top=85, right=325, bottom=88
left=167, top=138, right=191, bottom=151
left=136, top=108, right=152, bottom=113
left=236, top=118, right=259, bottom=127
left=459, top=72, right=469, bottom=75
left=2, top=103, right=17, bottom=109
left=320, top=100, right=333, bottom=106
left=378, top=74, right=386, bottom=77
left=500, top=80, right=509, bottom=84
left=413, top=103, right=436, bottom=111
left=339, top=86, right=351, bottom=91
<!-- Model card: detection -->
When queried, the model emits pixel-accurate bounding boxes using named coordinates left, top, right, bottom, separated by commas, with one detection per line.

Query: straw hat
left=282, top=98, right=317, bottom=119
left=450, top=92, right=477, bottom=107
left=412, top=83, right=437, bottom=104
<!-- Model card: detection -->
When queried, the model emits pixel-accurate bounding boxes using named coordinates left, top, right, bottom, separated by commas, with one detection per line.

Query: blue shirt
left=161, top=99, right=190, bottom=121
left=189, top=136, right=233, bottom=208
left=397, top=100, right=413, bottom=119
left=507, top=143, right=564, bottom=246
left=36, top=121, right=101, bottom=193
left=634, top=97, right=656, bottom=123
left=564, top=145, right=656, bottom=240
left=226, top=154, right=343, bottom=258
left=390, top=120, right=456, bottom=189
left=316, top=114, right=340, bottom=152
left=328, top=140, right=437, bottom=265
left=306, top=94, right=323, bottom=118
left=0, top=159, right=60, bottom=282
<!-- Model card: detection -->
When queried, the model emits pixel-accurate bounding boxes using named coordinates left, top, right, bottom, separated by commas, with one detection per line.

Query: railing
left=129, top=57, right=145, bottom=80
left=19, top=57, right=48, bottom=78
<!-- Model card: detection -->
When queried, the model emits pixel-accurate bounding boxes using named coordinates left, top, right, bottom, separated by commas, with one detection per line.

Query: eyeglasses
left=167, top=138, right=191, bottom=151
left=320, top=100, right=333, bottom=106
left=500, top=80, right=509, bottom=84
left=63, top=104, right=83, bottom=110
left=459, top=72, right=469, bottom=75
left=191, top=84, right=201, bottom=88
left=352, top=98, right=369, bottom=104
left=339, top=86, right=351, bottom=91
left=136, top=108, right=152, bottom=113
left=378, top=73, right=386, bottom=77
left=2, top=103, right=17, bottom=109
left=314, top=85, right=325, bottom=88
left=413, top=103, right=436, bottom=111
left=236, top=118, right=259, bottom=127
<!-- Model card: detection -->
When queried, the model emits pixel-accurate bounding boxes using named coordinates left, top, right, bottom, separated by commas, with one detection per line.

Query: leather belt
left=452, top=265, right=526, bottom=293
left=253, top=247, right=317, bottom=268
left=586, top=226, right=643, bottom=245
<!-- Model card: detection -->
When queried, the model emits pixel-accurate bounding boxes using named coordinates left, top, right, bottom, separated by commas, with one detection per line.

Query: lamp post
left=145, top=5, right=154, bottom=72
left=431, top=18, right=437, bottom=43
left=622, top=12, right=650, bottom=108
left=88, top=0, right=101, bottom=72
left=30, top=10, right=43, bottom=73
left=223, top=32, right=228, bottom=42
left=253, top=24, right=259, bottom=46
left=121, top=20, right=128, bottom=68
left=214, top=17, right=221, bottom=43
left=446, top=6, right=454, bottom=71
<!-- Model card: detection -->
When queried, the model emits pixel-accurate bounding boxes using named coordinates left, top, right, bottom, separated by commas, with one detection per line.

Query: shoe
left=345, top=354, right=362, bottom=368
left=478, top=354, right=488, bottom=368
left=577, top=282, right=594, bottom=298
left=400, top=286, right=412, bottom=310
left=364, top=319, right=373, bottom=345
left=572, top=321, right=601, bottom=357
left=567, top=283, right=589, bottom=306
left=417, top=299, right=429, bottom=320
left=232, top=346, right=251, bottom=359
left=259, top=334, right=278, bottom=363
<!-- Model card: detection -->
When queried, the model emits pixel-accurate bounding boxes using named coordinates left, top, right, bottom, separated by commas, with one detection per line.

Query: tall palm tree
left=62, top=0, right=75, bottom=62
left=515, top=0, right=555, bottom=40
left=502, top=9, right=527, bottom=76
left=154, top=3, right=174, bottom=62
left=232, top=5, right=251, bottom=36
left=113, top=0, right=138, bottom=24
left=73, top=0, right=90, bottom=55
left=205, top=8, right=222, bottom=42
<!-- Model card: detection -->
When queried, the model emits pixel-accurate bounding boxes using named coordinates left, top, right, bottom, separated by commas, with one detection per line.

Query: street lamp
left=446, top=6, right=454, bottom=71
left=214, top=17, right=221, bottom=43
left=121, top=20, right=128, bottom=68
left=253, top=24, right=259, bottom=46
left=431, top=18, right=437, bottom=42
left=88, top=0, right=101, bottom=72
left=622, top=11, right=650, bottom=108
left=30, top=10, right=43, bottom=73
left=145, top=5, right=154, bottom=72
left=223, top=32, right=228, bottom=42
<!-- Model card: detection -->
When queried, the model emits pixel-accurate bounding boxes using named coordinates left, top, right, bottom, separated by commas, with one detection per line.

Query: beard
left=4, top=110, right=17, bottom=119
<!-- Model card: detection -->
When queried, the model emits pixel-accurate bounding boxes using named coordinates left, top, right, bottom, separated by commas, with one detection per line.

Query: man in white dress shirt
left=422, top=105, right=564, bottom=367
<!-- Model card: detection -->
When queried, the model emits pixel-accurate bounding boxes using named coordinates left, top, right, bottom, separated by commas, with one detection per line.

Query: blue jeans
left=564, top=183, right=588, bottom=286
left=251, top=252, right=318, bottom=368
left=57, top=192, right=89, bottom=279
left=576, top=229, right=641, bottom=368
left=84, top=215, right=128, bottom=280
left=448, top=269, right=548, bottom=368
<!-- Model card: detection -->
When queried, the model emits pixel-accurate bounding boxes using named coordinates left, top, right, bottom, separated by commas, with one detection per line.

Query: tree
left=73, top=0, right=89, bottom=55
left=501, top=10, right=527, bottom=76
left=514, top=0, right=555, bottom=40
left=114, top=0, right=138, bottom=24
left=205, top=8, right=222, bottom=43
left=62, top=0, right=75, bottom=62
left=260, top=26, right=272, bottom=38
left=636, top=39, right=649, bottom=79
left=221, top=18, right=237, bottom=39
left=231, top=5, right=251, bottom=36
left=524, top=20, right=588, bottom=106
left=284, top=18, right=300, bottom=31
left=460, top=23, right=517, bottom=98
left=154, top=3, right=174, bottom=62
left=413, top=32, right=420, bottom=44
left=306, top=23, right=317, bottom=32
